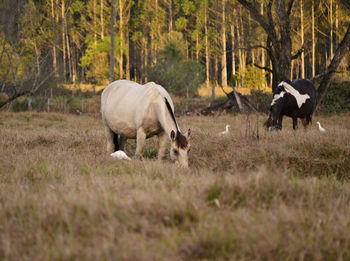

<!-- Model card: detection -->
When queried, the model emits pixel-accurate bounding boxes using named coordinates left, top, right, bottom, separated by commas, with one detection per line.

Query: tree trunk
left=335, top=0, right=338, bottom=49
left=94, top=0, right=97, bottom=47
left=239, top=10, right=246, bottom=75
left=66, top=32, right=72, bottom=82
left=260, top=2, right=265, bottom=68
left=119, top=0, right=123, bottom=79
left=204, top=5, right=210, bottom=89
left=34, top=42, right=40, bottom=75
left=72, top=45, right=77, bottom=83
left=65, top=13, right=72, bottom=82
left=221, top=0, right=227, bottom=87
left=231, top=25, right=236, bottom=76
left=51, top=0, right=58, bottom=77
left=155, top=0, right=159, bottom=63
left=230, top=24, right=236, bottom=76
left=126, top=28, right=130, bottom=80
left=237, top=14, right=243, bottom=87
left=300, top=0, right=305, bottom=78
left=317, top=24, right=350, bottom=108
left=109, top=0, right=116, bottom=83
left=143, top=35, right=148, bottom=82
left=330, top=0, right=333, bottom=61
left=260, top=2, right=266, bottom=88
left=215, top=55, right=218, bottom=90
left=196, top=34, right=199, bottom=61
left=101, top=0, right=104, bottom=39
left=168, top=0, right=173, bottom=32
left=61, top=0, right=66, bottom=81
left=312, top=0, right=315, bottom=77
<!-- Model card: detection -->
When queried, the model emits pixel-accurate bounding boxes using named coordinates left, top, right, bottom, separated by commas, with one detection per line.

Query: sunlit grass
left=1, top=111, right=350, bottom=260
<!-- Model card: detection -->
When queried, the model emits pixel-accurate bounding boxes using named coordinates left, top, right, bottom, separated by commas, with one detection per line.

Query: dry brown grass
left=1, top=111, right=350, bottom=260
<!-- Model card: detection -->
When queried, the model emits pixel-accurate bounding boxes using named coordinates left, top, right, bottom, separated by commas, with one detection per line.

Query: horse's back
left=292, top=79, right=316, bottom=100
left=101, top=80, right=169, bottom=138
left=102, top=80, right=142, bottom=110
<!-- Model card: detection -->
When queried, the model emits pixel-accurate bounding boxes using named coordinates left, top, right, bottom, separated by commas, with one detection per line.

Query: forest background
left=0, top=0, right=349, bottom=113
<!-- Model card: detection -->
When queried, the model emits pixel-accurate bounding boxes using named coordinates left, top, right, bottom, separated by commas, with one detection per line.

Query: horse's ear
left=186, top=128, right=191, bottom=139
left=170, top=130, right=176, bottom=141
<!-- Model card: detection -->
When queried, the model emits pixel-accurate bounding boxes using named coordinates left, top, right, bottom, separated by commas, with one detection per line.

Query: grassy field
left=1, top=111, right=350, bottom=260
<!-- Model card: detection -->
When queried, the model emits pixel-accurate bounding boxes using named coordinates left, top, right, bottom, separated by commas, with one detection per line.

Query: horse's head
left=265, top=84, right=286, bottom=131
left=170, top=129, right=191, bottom=168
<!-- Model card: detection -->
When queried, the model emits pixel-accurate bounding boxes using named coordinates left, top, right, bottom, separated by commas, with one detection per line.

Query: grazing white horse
left=101, top=80, right=191, bottom=167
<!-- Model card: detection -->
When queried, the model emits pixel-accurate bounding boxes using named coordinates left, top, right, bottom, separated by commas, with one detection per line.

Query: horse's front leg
left=135, top=128, right=146, bottom=159
left=158, top=132, right=167, bottom=161
left=292, top=117, right=298, bottom=130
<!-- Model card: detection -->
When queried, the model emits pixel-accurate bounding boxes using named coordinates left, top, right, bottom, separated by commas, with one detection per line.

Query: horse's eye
left=188, top=148, right=191, bottom=153
left=173, top=149, right=179, bottom=155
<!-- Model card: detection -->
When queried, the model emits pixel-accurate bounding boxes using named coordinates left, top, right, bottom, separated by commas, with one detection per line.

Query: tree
left=237, top=0, right=302, bottom=91
left=0, top=0, right=56, bottom=109
left=316, top=21, right=350, bottom=107
left=109, top=0, right=116, bottom=83
left=221, top=0, right=228, bottom=87
left=147, top=32, right=205, bottom=97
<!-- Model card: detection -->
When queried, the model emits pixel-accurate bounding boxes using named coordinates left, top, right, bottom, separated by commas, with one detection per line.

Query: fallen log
left=201, top=86, right=257, bottom=115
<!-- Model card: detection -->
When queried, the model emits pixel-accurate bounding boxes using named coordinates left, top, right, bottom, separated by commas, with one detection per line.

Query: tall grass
left=1, top=112, right=350, bottom=260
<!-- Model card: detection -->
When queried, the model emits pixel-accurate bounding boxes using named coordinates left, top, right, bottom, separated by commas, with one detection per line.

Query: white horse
left=101, top=80, right=191, bottom=167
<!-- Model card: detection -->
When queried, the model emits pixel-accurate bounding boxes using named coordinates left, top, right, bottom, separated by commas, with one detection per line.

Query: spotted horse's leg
left=292, top=117, right=298, bottom=130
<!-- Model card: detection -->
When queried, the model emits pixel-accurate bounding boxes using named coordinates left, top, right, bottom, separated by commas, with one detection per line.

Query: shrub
left=318, top=83, right=350, bottom=113
left=147, top=32, right=205, bottom=97
left=242, top=64, right=266, bottom=90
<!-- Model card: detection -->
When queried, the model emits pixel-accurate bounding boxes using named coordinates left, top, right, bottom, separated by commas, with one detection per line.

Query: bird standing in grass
left=316, top=122, right=326, bottom=133
left=219, top=124, right=230, bottom=135
left=110, top=150, right=131, bottom=160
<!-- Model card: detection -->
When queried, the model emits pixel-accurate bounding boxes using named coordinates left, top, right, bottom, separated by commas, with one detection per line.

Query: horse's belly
left=142, top=117, right=162, bottom=138
left=107, top=119, right=137, bottom=138
left=106, top=111, right=162, bottom=139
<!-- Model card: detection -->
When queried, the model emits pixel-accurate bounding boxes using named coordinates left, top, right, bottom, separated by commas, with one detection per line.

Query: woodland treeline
left=0, top=0, right=350, bottom=108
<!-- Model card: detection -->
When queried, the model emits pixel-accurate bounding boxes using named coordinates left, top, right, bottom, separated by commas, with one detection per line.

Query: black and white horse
left=265, top=79, right=317, bottom=131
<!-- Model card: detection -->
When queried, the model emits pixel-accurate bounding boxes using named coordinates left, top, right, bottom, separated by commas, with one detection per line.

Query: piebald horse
left=101, top=80, right=191, bottom=167
left=265, top=79, right=317, bottom=131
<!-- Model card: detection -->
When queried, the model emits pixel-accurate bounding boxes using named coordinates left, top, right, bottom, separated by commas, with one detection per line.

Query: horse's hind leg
left=104, top=124, right=118, bottom=154
left=112, top=132, right=119, bottom=152
left=119, top=135, right=127, bottom=151
left=302, top=115, right=312, bottom=130
left=135, top=128, right=146, bottom=159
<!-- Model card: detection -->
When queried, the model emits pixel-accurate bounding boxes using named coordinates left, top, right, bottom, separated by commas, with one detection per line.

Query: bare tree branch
left=291, top=46, right=304, bottom=60
left=317, top=23, right=350, bottom=108
left=253, top=63, right=273, bottom=73
left=237, top=0, right=279, bottom=48
left=287, top=0, right=295, bottom=15
left=339, top=0, right=350, bottom=10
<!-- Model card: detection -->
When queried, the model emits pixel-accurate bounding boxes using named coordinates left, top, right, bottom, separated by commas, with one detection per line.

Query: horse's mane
left=164, top=97, right=188, bottom=148
left=164, top=97, right=179, bottom=132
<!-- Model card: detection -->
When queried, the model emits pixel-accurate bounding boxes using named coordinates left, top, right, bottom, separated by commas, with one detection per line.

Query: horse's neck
left=163, top=115, right=178, bottom=136
left=157, top=101, right=178, bottom=137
